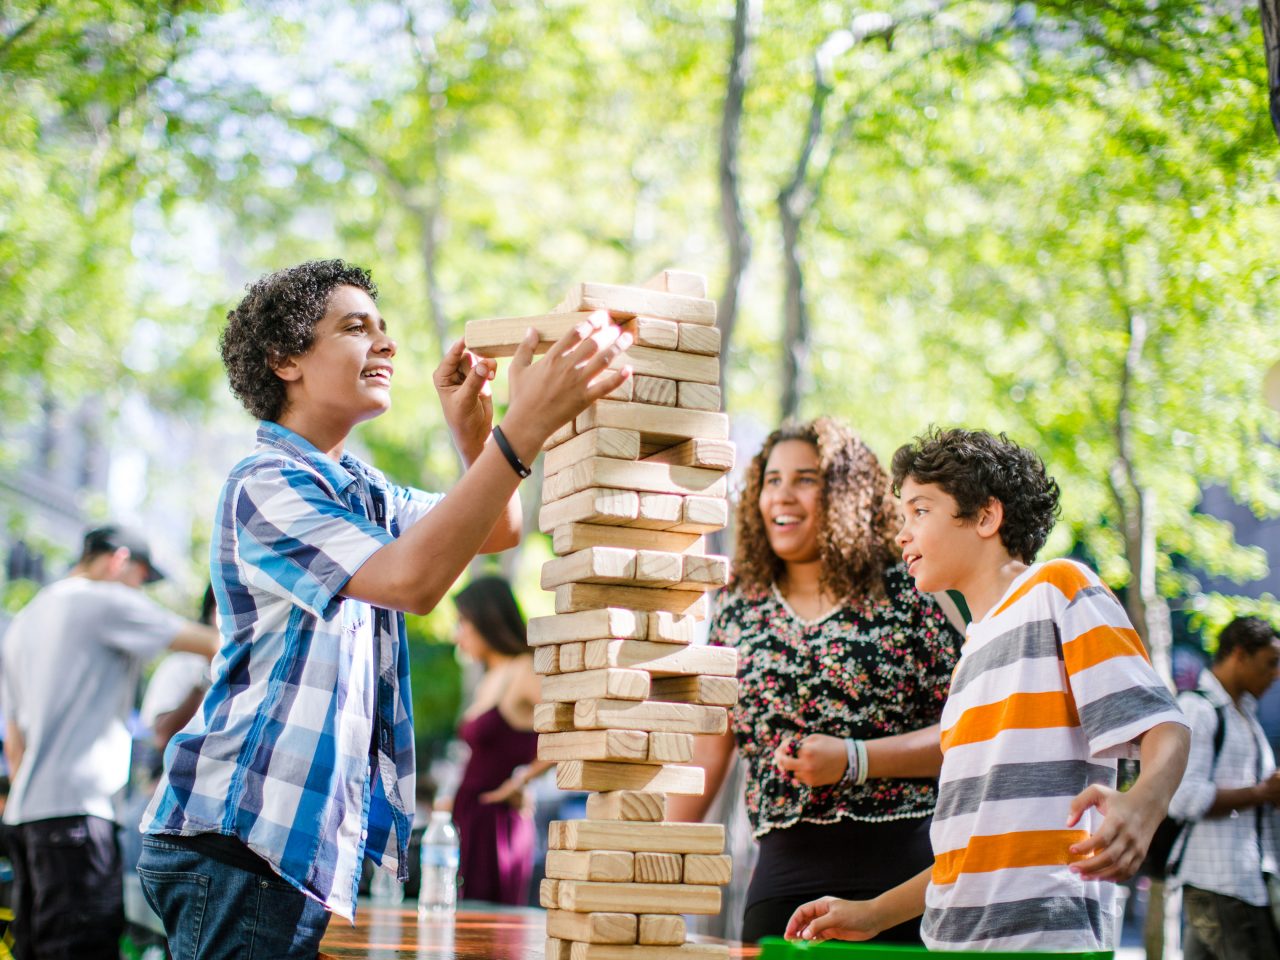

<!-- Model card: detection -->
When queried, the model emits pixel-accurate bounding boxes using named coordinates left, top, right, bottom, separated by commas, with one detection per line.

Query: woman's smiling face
left=758, top=439, right=824, bottom=565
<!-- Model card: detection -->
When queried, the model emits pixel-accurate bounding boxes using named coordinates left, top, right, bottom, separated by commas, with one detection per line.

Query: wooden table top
left=319, top=903, right=760, bottom=960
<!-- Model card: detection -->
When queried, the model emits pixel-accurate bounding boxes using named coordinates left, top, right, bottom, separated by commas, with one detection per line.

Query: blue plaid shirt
left=142, top=421, right=442, bottom=920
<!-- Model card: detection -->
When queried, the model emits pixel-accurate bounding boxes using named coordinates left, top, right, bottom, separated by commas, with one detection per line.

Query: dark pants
left=137, top=836, right=330, bottom=960
left=7, top=815, right=123, bottom=960
left=1183, top=885, right=1280, bottom=960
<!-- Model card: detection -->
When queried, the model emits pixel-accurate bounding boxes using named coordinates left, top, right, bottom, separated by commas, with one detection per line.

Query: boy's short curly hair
left=890, top=426, right=1060, bottom=563
left=220, top=259, right=377, bottom=422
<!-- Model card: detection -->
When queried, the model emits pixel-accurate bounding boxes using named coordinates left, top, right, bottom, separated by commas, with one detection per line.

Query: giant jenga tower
left=464, top=270, right=738, bottom=960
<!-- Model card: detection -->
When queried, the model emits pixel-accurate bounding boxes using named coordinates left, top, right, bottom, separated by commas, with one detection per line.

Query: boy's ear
left=974, top=497, right=1004, bottom=541
left=271, top=352, right=302, bottom=382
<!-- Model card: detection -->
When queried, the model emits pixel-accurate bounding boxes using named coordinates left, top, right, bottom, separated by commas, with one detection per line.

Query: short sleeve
left=234, top=463, right=394, bottom=620
left=1167, top=692, right=1220, bottom=821
left=95, top=585, right=188, bottom=659
left=707, top=592, right=744, bottom=649
left=141, top=653, right=210, bottom=727
left=387, top=482, right=444, bottom=533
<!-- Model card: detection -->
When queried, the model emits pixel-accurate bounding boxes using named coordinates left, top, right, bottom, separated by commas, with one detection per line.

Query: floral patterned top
left=710, top=563, right=961, bottom=837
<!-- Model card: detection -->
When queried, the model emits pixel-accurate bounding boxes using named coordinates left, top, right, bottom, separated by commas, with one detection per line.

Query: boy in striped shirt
left=787, top=426, right=1188, bottom=951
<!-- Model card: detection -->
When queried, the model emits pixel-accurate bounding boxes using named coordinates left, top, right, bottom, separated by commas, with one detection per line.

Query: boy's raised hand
left=434, top=337, right=497, bottom=462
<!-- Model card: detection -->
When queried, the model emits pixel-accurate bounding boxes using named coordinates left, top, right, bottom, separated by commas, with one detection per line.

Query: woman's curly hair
left=220, top=259, right=377, bottom=422
left=890, top=426, right=1061, bottom=563
left=732, top=417, right=900, bottom=601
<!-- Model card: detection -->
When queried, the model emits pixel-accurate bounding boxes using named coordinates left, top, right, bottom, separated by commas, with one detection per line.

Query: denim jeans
left=137, top=835, right=330, bottom=960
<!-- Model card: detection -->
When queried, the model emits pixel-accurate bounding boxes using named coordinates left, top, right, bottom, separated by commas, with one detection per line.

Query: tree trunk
left=716, top=0, right=757, bottom=391
left=1263, top=0, right=1280, bottom=144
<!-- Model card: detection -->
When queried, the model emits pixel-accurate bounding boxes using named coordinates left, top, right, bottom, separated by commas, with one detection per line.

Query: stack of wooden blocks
left=464, top=270, right=738, bottom=960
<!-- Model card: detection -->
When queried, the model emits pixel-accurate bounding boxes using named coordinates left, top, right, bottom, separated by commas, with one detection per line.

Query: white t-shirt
left=1, top=576, right=184, bottom=823
left=140, top=653, right=210, bottom=729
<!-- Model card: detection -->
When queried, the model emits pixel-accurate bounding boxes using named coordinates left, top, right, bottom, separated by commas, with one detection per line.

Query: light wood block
left=574, top=699, right=728, bottom=735
left=649, top=675, right=739, bottom=707
left=533, top=701, right=578, bottom=733
left=577, top=401, right=728, bottom=441
left=610, top=346, right=720, bottom=385
left=606, top=377, right=635, bottom=402
left=633, top=493, right=684, bottom=530
left=545, top=852, right=635, bottom=885
left=642, top=439, right=735, bottom=471
left=556, top=880, right=721, bottom=916
left=670, top=497, right=729, bottom=534
left=633, top=852, right=683, bottom=884
left=534, top=645, right=560, bottom=675
left=556, top=583, right=708, bottom=618
left=549, top=820, right=726, bottom=855
left=464, top=313, right=588, bottom=357
left=585, top=791, right=666, bottom=822
left=539, top=488, right=640, bottom=534
left=544, top=428, right=641, bottom=478
left=680, top=554, right=730, bottom=588
left=545, top=419, right=577, bottom=450
left=554, top=523, right=704, bottom=557
left=570, top=945, right=729, bottom=960
left=555, top=760, right=704, bottom=795
left=676, top=323, right=721, bottom=356
left=638, top=915, right=686, bottom=946
left=529, top=608, right=647, bottom=646
left=548, top=457, right=728, bottom=502
left=682, top=854, right=733, bottom=886
left=540, top=877, right=561, bottom=908
left=625, top=317, right=680, bottom=350
left=633, top=550, right=684, bottom=586
left=642, top=269, right=708, bottom=299
left=546, top=909, right=638, bottom=944
left=676, top=382, right=721, bottom=412
left=541, top=668, right=650, bottom=703
left=546, top=937, right=573, bottom=960
left=558, top=641, right=586, bottom=671
left=539, top=729, right=651, bottom=763
left=631, top=375, right=677, bottom=406
left=648, top=612, right=699, bottom=643
left=646, top=732, right=694, bottom=763
left=541, top=547, right=638, bottom=589
left=556, top=282, right=716, bottom=325
left=582, top=640, right=736, bottom=677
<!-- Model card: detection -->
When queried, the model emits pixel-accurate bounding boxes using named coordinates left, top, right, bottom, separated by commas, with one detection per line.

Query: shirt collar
left=1198, top=668, right=1256, bottom=715
left=255, top=420, right=361, bottom=495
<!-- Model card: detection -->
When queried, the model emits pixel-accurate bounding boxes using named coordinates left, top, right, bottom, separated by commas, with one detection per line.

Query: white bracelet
left=854, top=739, right=869, bottom=786
left=843, top=738, right=860, bottom=785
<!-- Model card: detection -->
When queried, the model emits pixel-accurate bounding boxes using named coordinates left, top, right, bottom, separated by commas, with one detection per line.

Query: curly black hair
left=890, top=426, right=1060, bottom=563
left=219, top=259, right=377, bottom=422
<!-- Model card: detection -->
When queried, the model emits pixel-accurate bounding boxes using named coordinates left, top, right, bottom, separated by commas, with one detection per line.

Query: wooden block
left=648, top=612, right=699, bottom=643
left=682, top=854, right=733, bottom=886
left=676, top=382, right=721, bottom=412
left=642, top=439, right=735, bottom=471
left=534, top=645, right=560, bottom=675
left=633, top=493, right=684, bottom=530
left=547, top=909, right=638, bottom=944
left=642, top=269, right=708, bottom=299
left=680, top=554, right=730, bottom=588
left=606, top=377, right=635, bottom=402
left=539, top=729, right=650, bottom=763
left=570, top=945, right=729, bottom=960
left=577, top=401, right=728, bottom=441
left=646, top=732, right=694, bottom=763
left=541, top=668, right=650, bottom=703
left=539, top=488, right=639, bottom=534
left=546, top=937, right=573, bottom=960
left=586, top=791, right=666, bottom=822
left=550, top=820, right=726, bottom=855
left=634, top=550, right=684, bottom=585
left=528, top=608, right=647, bottom=646
left=556, top=760, right=704, bottom=795
left=583, top=640, right=736, bottom=677
left=557, top=282, right=716, bottom=325
left=545, top=852, right=636, bottom=885
left=534, top=701, right=578, bottom=733
left=649, top=675, right=739, bottom=707
left=549, top=457, right=728, bottom=501
left=633, top=852, right=683, bottom=884
left=638, top=915, right=686, bottom=946
left=541, top=547, right=637, bottom=589
left=610, top=345, right=720, bottom=385
left=554, top=523, right=704, bottom=557
left=574, top=699, right=728, bottom=735
left=556, top=880, right=721, bottom=916
left=677, top=323, right=721, bottom=356
left=545, top=428, right=642, bottom=478
left=669, top=497, right=729, bottom=534
left=558, top=641, right=586, bottom=671
left=540, top=877, right=561, bottom=908
left=624, top=317, right=680, bottom=350
left=545, top=419, right=577, bottom=450
left=631, top=375, right=677, bottom=406
left=463, top=313, right=586, bottom=357
left=556, top=583, right=708, bottom=618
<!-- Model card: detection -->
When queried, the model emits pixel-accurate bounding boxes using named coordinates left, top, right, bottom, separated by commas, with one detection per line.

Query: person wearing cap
left=0, top=524, right=219, bottom=960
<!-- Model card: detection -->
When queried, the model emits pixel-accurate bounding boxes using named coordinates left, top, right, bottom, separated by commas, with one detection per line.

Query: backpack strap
left=1168, top=691, right=1227, bottom=875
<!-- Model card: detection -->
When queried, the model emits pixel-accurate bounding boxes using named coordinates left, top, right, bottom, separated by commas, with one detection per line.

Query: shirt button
left=361, top=829, right=368, bottom=841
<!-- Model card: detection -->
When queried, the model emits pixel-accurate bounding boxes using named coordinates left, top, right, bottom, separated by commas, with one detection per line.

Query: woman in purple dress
left=449, top=577, right=548, bottom=905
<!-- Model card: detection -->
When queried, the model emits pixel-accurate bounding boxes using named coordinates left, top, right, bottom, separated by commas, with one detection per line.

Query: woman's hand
left=433, top=338, right=496, bottom=462
left=774, top=734, right=848, bottom=787
left=479, top=776, right=533, bottom=815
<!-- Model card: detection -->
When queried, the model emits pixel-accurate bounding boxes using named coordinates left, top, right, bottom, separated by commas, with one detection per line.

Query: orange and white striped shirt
left=922, top=559, right=1185, bottom=952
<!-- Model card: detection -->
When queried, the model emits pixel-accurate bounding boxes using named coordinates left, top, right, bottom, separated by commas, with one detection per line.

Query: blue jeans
left=137, top=836, right=330, bottom=960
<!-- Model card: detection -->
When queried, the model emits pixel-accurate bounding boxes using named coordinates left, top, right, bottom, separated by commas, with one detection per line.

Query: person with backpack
left=1169, top=616, right=1280, bottom=959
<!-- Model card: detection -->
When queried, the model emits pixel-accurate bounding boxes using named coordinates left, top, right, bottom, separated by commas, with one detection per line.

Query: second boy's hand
left=434, top=336, right=498, bottom=464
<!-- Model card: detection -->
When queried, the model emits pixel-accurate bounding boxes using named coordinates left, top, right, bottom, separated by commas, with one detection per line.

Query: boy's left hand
left=1065, top=783, right=1162, bottom=882
left=434, top=337, right=496, bottom=461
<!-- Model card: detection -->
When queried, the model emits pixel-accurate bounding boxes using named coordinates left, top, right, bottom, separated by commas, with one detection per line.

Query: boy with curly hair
left=139, top=259, right=632, bottom=957
left=787, top=427, right=1189, bottom=952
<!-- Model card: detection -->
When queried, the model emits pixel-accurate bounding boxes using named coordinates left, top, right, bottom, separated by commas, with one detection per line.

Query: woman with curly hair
left=669, top=417, right=963, bottom=944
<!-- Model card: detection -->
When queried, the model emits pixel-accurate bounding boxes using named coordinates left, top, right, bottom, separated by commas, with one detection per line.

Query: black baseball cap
left=82, top=524, right=166, bottom=583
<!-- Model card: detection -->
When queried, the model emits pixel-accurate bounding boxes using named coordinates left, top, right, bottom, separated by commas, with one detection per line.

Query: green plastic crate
left=757, top=938, right=1113, bottom=959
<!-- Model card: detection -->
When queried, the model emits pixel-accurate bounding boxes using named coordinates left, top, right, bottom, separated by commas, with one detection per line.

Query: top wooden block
left=463, top=312, right=584, bottom=358
left=555, top=283, right=717, bottom=326
left=642, top=270, right=708, bottom=299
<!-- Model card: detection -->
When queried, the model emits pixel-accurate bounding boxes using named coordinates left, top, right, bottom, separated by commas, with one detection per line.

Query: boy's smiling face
left=896, top=478, right=981, bottom=593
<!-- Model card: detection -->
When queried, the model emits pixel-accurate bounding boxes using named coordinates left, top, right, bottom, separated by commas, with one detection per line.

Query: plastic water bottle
left=418, top=810, right=460, bottom=917
left=371, top=864, right=403, bottom=904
